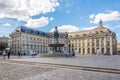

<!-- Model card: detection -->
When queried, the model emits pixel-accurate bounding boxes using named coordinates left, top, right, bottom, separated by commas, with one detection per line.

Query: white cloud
left=3, top=23, right=11, bottom=26
left=80, top=25, right=110, bottom=31
left=0, top=0, right=59, bottom=28
left=49, top=25, right=80, bottom=32
left=116, top=33, right=119, bottom=38
left=25, top=17, right=49, bottom=28
left=89, top=14, right=94, bottom=19
left=50, top=25, right=110, bottom=33
left=50, top=17, right=54, bottom=21
left=89, top=11, right=120, bottom=23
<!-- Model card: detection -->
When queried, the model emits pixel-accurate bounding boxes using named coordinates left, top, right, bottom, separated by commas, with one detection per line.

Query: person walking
left=72, top=51, right=75, bottom=56
left=7, top=51, right=10, bottom=59
left=18, top=51, right=21, bottom=57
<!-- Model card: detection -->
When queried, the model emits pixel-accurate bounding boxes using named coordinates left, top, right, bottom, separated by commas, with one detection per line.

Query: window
left=96, top=39, right=99, bottom=46
left=83, top=48, right=85, bottom=54
left=87, top=39, right=90, bottom=46
left=79, top=43, right=81, bottom=47
left=107, top=36, right=110, bottom=41
left=92, top=39, right=94, bottom=46
left=79, top=48, right=81, bottom=53
left=82, top=42, right=84, bottom=47
left=101, top=38, right=104, bottom=46
left=100, top=31, right=104, bottom=33
left=92, top=48, right=95, bottom=54
left=87, top=39, right=90, bottom=41
left=83, top=34, right=86, bottom=36
left=76, top=35, right=79, bottom=37
left=101, top=48, right=104, bottom=54
left=107, top=48, right=110, bottom=55
left=95, top=31, right=98, bottom=34
left=88, top=48, right=90, bottom=54
left=87, top=42, right=90, bottom=46
left=107, top=41, right=110, bottom=46
left=16, top=30, right=20, bottom=32
left=75, top=43, right=77, bottom=47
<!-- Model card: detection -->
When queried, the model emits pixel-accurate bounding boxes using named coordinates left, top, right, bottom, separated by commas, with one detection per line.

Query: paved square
left=0, top=55, right=120, bottom=80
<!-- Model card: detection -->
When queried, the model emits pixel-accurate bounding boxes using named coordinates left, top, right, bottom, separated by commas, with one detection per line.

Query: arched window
left=83, top=48, right=85, bottom=54
left=107, top=48, right=110, bottom=55
left=101, top=48, right=104, bottom=54
left=96, top=39, right=99, bottom=46
left=92, top=39, right=94, bottom=46
left=76, top=35, right=79, bottom=37
left=92, top=48, right=95, bottom=54
left=101, top=38, right=104, bottom=46
left=79, top=48, right=81, bottom=54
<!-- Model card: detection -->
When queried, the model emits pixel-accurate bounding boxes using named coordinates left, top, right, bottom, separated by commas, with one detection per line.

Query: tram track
left=1, top=59, right=120, bottom=74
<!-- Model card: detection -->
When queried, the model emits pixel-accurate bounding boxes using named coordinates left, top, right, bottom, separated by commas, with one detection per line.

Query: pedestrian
left=7, top=51, right=10, bottom=59
left=2, top=50, right=6, bottom=59
left=33, top=51, right=36, bottom=56
left=24, top=53, right=26, bottom=56
left=72, top=51, right=75, bottom=56
left=18, top=52, right=21, bottom=57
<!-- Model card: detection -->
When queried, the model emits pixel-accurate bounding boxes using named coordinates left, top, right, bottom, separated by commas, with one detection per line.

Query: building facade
left=0, top=36, right=9, bottom=51
left=9, top=26, right=67, bottom=55
left=68, top=20, right=117, bottom=55
left=117, top=43, right=120, bottom=55
left=9, top=20, right=117, bottom=55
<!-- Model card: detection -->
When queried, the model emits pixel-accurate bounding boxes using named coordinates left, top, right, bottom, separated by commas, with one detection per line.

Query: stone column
left=104, top=37, right=107, bottom=54
left=110, top=36, right=113, bottom=55
left=90, top=38, right=92, bottom=55
left=99, top=38, right=101, bottom=55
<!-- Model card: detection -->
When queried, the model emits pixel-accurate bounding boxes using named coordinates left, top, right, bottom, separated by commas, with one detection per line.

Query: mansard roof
left=14, top=26, right=49, bottom=37
left=68, top=25, right=115, bottom=38
left=14, top=26, right=67, bottom=38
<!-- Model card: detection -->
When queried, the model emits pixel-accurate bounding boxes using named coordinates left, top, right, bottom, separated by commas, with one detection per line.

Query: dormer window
left=76, top=35, right=79, bottom=37
left=15, top=27, right=21, bottom=32
left=83, top=34, right=86, bottom=36
left=100, top=31, right=104, bottom=33
left=69, top=35, right=72, bottom=38
left=16, top=30, right=20, bottom=32
left=95, top=31, right=98, bottom=34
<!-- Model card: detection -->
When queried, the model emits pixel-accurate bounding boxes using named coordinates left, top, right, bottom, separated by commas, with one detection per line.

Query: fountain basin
left=48, top=43, right=64, bottom=47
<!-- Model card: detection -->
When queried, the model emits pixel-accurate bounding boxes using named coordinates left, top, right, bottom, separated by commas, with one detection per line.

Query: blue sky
left=0, top=0, right=120, bottom=42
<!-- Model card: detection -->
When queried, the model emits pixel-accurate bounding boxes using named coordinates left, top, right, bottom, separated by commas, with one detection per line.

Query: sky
left=0, top=0, right=120, bottom=42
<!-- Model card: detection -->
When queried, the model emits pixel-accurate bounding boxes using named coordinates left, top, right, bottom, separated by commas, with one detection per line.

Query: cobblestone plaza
left=0, top=55, right=120, bottom=80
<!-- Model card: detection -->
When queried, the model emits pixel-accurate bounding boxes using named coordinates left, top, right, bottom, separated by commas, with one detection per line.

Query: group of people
left=30, top=51, right=36, bottom=56
left=1, top=50, right=22, bottom=59
left=2, top=50, right=10, bottom=59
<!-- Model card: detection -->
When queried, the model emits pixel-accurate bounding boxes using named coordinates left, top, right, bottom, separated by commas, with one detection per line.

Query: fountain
left=48, top=27, right=65, bottom=54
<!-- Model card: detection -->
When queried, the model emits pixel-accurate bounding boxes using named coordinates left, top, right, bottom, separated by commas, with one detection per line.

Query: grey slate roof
left=15, top=26, right=49, bottom=37
left=14, top=26, right=66, bottom=38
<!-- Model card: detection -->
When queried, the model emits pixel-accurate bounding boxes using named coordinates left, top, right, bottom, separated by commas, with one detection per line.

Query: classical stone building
left=117, top=43, right=120, bottom=55
left=9, top=20, right=117, bottom=55
left=68, top=20, right=117, bottom=55
left=9, top=26, right=67, bottom=55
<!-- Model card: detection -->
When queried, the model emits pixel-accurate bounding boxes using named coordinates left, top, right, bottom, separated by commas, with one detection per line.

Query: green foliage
left=117, top=50, right=120, bottom=52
